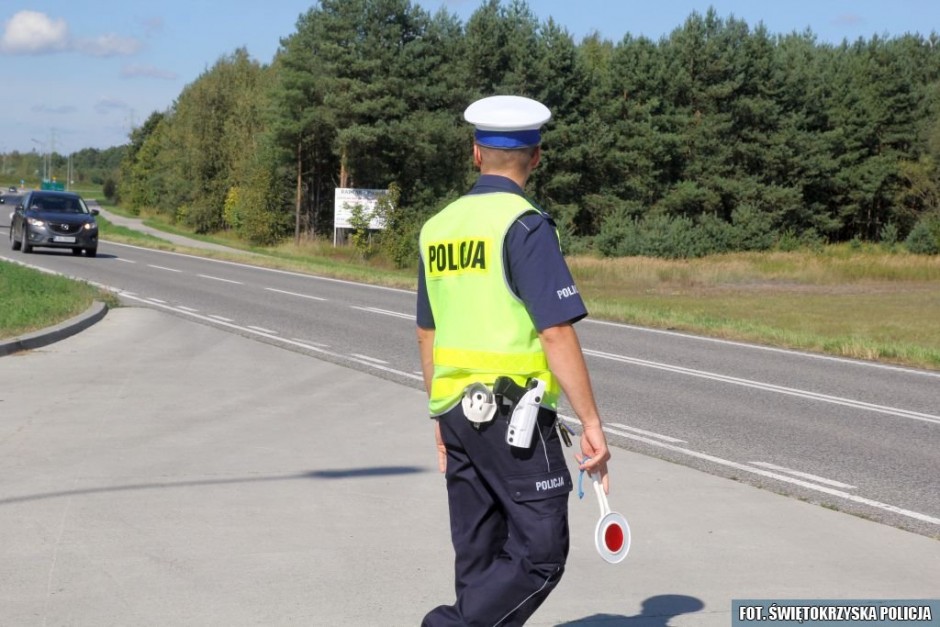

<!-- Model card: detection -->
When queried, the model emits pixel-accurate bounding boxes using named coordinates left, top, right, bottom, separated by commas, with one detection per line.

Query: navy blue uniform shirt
left=416, top=174, right=587, bottom=331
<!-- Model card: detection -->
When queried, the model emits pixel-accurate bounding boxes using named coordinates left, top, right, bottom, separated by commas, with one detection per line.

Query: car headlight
left=83, top=222, right=97, bottom=231
left=26, top=217, right=45, bottom=227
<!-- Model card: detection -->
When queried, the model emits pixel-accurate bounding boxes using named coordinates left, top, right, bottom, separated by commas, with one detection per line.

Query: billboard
left=334, top=188, right=387, bottom=230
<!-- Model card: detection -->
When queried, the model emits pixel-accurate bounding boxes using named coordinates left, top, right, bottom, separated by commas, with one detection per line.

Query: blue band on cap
left=475, top=129, right=541, bottom=149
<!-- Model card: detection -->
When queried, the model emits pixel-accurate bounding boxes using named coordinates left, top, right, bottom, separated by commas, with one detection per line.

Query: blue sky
left=1, top=0, right=938, bottom=155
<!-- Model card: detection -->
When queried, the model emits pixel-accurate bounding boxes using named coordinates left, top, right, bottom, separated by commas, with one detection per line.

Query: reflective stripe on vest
left=420, top=192, right=559, bottom=416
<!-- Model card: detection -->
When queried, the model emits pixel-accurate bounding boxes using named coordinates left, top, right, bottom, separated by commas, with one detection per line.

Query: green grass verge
left=0, top=262, right=119, bottom=340
left=97, top=216, right=172, bottom=245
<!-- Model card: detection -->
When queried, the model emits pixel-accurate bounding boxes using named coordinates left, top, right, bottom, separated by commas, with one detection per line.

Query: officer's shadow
left=556, top=594, right=705, bottom=626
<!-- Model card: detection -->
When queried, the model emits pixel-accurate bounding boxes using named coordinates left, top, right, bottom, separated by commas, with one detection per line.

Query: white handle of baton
left=590, top=472, right=610, bottom=518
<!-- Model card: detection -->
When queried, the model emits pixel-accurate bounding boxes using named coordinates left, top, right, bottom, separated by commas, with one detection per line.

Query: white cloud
left=74, top=33, right=141, bottom=57
left=832, top=14, right=865, bottom=27
left=31, top=104, right=78, bottom=114
left=0, top=10, right=69, bottom=54
left=141, top=16, right=164, bottom=37
left=0, top=10, right=140, bottom=56
left=121, top=64, right=177, bottom=80
left=95, top=97, right=131, bottom=115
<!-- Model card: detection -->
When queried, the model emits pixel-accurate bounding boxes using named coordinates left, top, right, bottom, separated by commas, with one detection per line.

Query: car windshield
left=31, top=196, right=88, bottom=214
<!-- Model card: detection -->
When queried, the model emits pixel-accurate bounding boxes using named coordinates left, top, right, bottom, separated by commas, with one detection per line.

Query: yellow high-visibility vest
left=419, top=192, right=559, bottom=416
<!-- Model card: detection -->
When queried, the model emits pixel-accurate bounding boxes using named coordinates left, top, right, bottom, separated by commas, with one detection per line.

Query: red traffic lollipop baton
left=579, top=463, right=631, bottom=564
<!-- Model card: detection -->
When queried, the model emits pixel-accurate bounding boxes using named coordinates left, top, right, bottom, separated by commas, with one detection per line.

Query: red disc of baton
left=604, top=520, right=625, bottom=553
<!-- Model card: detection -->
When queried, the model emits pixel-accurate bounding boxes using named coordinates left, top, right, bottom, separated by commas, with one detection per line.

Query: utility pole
left=49, top=128, right=56, bottom=182
left=30, top=138, right=46, bottom=181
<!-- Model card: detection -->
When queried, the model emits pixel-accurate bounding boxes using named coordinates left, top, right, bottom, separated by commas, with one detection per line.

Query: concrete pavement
left=1, top=307, right=939, bottom=626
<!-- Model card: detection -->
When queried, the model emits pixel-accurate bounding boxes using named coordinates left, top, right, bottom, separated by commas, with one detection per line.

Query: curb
left=0, top=301, right=109, bottom=357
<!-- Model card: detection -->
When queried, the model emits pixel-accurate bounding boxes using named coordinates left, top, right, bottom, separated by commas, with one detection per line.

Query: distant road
left=0, top=192, right=20, bottom=230
left=1, top=221, right=938, bottom=537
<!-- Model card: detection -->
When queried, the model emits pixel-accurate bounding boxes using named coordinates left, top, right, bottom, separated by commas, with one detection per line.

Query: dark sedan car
left=9, top=190, right=99, bottom=256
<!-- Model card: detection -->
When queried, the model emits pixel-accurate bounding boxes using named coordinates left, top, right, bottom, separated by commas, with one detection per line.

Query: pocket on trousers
left=506, top=470, right=571, bottom=566
left=506, top=469, right=572, bottom=504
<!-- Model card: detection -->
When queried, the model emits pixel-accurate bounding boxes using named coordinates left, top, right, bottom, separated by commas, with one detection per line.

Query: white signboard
left=334, top=188, right=387, bottom=230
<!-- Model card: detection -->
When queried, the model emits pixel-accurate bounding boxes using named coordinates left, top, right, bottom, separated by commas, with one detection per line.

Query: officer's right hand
left=577, top=423, right=610, bottom=493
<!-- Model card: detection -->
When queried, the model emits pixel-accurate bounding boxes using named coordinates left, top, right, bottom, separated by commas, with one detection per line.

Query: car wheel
left=21, top=235, right=32, bottom=253
left=86, top=247, right=98, bottom=258
left=10, top=227, right=20, bottom=251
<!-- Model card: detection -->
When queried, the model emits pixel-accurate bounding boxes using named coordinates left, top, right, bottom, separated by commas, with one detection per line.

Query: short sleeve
left=505, top=213, right=587, bottom=331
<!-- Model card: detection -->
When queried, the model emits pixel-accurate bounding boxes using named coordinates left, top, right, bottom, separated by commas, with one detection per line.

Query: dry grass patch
left=569, top=249, right=940, bottom=369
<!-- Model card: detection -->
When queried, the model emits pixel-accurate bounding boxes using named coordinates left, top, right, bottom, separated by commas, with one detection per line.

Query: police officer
left=416, top=95, right=610, bottom=626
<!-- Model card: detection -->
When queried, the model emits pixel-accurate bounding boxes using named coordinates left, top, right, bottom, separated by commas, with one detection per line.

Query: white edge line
left=584, top=318, right=940, bottom=379
left=291, top=338, right=328, bottom=347
left=265, top=288, right=327, bottom=302
left=350, top=305, right=415, bottom=320
left=606, top=422, right=686, bottom=443
left=558, top=415, right=939, bottom=526
left=350, top=353, right=389, bottom=365
left=585, top=348, right=940, bottom=425
left=147, top=264, right=182, bottom=273
left=197, top=274, right=242, bottom=285
left=750, top=461, right=857, bottom=490
left=115, top=292, right=422, bottom=383
left=247, top=326, right=277, bottom=335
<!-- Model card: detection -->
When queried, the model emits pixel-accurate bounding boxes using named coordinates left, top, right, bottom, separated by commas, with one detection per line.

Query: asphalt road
left=1, top=210, right=938, bottom=537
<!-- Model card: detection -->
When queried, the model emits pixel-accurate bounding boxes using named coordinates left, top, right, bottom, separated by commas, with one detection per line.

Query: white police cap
left=464, top=95, right=551, bottom=149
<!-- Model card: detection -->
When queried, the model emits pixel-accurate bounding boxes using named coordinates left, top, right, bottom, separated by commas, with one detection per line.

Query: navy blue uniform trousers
left=422, top=404, right=572, bottom=627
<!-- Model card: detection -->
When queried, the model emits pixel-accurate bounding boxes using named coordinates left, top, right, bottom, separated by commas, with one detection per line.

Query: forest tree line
left=115, top=0, right=940, bottom=261
left=1, top=147, right=124, bottom=190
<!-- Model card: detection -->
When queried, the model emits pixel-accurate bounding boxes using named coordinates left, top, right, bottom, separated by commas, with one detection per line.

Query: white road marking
left=750, top=462, right=857, bottom=490
left=208, top=314, right=233, bottom=323
left=350, top=353, right=388, bottom=364
left=148, top=264, right=182, bottom=273
left=177, top=306, right=199, bottom=313
left=585, top=318, right=940, bottom=379
left=198, top=274, right=242, bottom=285
left=584, top=348, right=940, bottom=426
left=147, top=298, right=167, bottom=305
left=559, top=415, right=940, bottom=527
left=606, top=422, right=686, bottom=443
left=248, top=326, right=277, bottom=335
left=351, top=305, right=414, bottom=320
left=115, top=292, right=423, bottom=384
left=265, top=287, right=326, bottom=301
left=115, top=258, right=135, bottom=263
left=291, top=338, right=329, bottom=347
